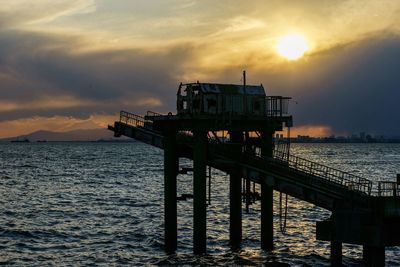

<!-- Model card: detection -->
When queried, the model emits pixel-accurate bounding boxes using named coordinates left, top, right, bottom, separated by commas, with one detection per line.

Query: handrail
left=205, top=141, right=373, bottom=195
left=146, top=111, right=163, bottom=117
left=120, top=110, right=145, bottom=128
left=377, top=181, right=400, bottom=197
left=266, top=96, right=291, bottom=117
left=272, top=150, right=373, bottom=195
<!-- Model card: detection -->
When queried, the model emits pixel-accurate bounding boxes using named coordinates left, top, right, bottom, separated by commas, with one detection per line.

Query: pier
left=108, top=80, right=400, bottom=266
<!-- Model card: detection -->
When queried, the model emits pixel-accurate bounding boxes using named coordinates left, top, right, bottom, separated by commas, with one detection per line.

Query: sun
left=276, top=33, right=309, bottom=60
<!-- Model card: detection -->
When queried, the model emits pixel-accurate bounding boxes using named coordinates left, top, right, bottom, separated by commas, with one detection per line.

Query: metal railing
left=377, top=181, right=400, bottom=197
left=266, top=96, right=291, bottom=117
left=120, top=110, right=145, bottom=128
left=273, top=150, right=373, bottom=195
left=146, top=111, right=163, bottom=117
left=194, top=137, right=392, bottom=197
left=116, top=110, right=400, bottom=197
left=207, top=141, right=374, bottom=195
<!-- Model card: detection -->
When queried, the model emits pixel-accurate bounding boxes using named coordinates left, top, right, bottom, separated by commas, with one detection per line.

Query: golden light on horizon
left=276, top=33, right=309, bottom=60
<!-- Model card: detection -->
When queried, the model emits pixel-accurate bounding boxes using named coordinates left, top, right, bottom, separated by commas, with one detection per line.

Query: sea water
left=0, top=142, right=399, bottom=266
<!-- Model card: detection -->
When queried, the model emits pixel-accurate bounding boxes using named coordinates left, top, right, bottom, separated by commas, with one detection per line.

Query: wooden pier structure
left=108, top=80, right=400, bottom=266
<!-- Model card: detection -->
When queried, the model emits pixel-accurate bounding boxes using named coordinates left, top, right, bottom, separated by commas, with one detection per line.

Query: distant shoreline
left=291, top=141, right=400, bottom=144
left=1, top=140, right=400, bottom=144
left=288, top=139, right=400, bottom=144
left=1, top=140, right=137, bottom=143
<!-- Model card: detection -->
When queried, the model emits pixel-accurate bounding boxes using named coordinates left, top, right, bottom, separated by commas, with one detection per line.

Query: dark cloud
left=0, top=30, right=197, bottom=120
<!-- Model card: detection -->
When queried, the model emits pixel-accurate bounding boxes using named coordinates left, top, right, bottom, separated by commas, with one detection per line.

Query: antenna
left=243, top=70, right=247, bottom=114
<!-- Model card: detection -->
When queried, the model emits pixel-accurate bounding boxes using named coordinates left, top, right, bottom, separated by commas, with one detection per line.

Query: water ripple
left=0, top=142, right=399, bottom=265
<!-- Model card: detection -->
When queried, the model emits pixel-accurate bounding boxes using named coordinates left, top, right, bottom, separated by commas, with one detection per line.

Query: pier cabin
left=177, top=83, right=268, bottom=116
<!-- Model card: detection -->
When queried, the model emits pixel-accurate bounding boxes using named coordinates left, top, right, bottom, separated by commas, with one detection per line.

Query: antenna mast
left=243, top=70, right=247, bottom=114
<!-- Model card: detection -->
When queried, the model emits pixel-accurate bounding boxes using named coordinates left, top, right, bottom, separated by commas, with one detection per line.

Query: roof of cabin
left=186, top=83, right=265, bottom=96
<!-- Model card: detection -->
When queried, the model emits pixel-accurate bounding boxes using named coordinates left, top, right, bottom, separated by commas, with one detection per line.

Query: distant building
left=360, top=132, right=366, bottom=142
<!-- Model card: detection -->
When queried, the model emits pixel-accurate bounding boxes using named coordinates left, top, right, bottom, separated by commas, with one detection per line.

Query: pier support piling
left=245, top=178, right=251, bottom=213
left=261, top=131, right=274, bottom=251
left=163, top=131, right=178, bottom=254
left=193, top=131, right=208, bottom=254
left=229, top=131, right=243, bottom=250
left=330, top=241, right=342, bottom=266
left=363, top=245, right=385, bottom=266
left=261, top=182, right=273, bottom=251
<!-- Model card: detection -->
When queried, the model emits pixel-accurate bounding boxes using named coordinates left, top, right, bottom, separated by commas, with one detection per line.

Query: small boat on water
left=10, top=138, right=30, bottom=143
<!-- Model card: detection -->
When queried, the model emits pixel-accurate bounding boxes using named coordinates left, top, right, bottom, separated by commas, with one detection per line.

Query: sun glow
left=276, top=33, right=309, bottom=60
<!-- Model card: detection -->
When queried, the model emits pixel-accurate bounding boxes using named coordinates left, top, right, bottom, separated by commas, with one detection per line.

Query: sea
left=0, top=142, right=399, bottom=266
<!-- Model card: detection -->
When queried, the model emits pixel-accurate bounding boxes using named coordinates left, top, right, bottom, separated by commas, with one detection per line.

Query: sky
left=0, top=0, right=400, bottom=138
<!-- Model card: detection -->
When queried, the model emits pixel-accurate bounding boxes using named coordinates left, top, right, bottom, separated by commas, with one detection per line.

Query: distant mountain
left=2, top=128, right=132, bottom=142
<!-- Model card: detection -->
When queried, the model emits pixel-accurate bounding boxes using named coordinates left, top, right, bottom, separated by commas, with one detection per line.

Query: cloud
left=0, top=0, right=96, bottom=28
left=0, top=29, right=197, bottom=122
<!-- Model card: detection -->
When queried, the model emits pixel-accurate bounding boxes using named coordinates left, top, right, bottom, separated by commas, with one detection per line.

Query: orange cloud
left=0, top=95, right=96, bottom=112
left=122, top=97, right=163, bottom=108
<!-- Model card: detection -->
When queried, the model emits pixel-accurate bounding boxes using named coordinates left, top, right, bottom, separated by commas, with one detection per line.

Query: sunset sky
left=1, top=0, right=399, bottom=138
